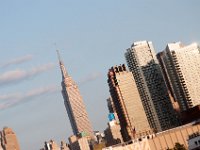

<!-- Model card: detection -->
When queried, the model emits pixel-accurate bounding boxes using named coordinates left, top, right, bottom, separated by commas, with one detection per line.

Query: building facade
left=0, top=127, right=20, bottom=150
left=69, top=135, right=90, bottom=150
left=107, top=97, right=119, bottom=123
left=157, top=42, right=200, bottom=111
left=107, top=64, right=151, bottom=142
left=103, top=122, right=200, bottom=150
left=57, top=50, right=93, bottom=138
left=125, top=41, right=179, bottom=132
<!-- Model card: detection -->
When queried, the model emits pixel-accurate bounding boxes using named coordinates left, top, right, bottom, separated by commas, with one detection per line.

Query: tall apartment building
left=57, top=50, right=93, bottom=138
left=125, top=41, right=179, bottom=132
left=0, top=127, right=20, bottom=150
left=107, top=64, right=150, bottom=142
left=157, top=42, right=200, bottom=111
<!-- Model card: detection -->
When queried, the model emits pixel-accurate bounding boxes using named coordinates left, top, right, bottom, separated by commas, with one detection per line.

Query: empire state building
left=57, top=50, right=93, bottom=138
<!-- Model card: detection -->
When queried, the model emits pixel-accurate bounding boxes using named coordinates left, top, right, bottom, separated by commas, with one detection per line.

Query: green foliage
left=93, top=142, right=106, bottom=150
left=168, top=142, right=187, bottom=150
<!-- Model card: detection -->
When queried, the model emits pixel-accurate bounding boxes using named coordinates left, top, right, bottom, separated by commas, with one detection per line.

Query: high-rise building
left=57, top=50, right=93, bottom=138
left=0, top=127, right=20, bottom=150
left=107, top=64, right=151, bottom=142
left=157, top=42, right=200, bottom=111
left=125, top=41, right=179, bottom=132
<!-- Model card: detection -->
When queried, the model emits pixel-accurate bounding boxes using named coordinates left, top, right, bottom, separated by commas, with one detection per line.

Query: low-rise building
left=69, top=135, right=90, bottom=150
left=104, top=120, right=123, bottom=147
left=103, top=122, right=200, bottom=150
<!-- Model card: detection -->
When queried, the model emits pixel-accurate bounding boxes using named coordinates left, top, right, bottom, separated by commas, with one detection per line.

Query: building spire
left=56, top=50, right=69, bottom=79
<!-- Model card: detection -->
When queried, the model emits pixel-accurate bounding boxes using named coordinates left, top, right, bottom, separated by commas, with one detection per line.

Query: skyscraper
left=157, top=42, right=200, bottom=111
left=125, top=41, right=179, bottom=132
left=0, top=127, right=20, bottom=150
left=57, top=50, right=93, bottom=138
left=107, top=64, right=150, bottom=142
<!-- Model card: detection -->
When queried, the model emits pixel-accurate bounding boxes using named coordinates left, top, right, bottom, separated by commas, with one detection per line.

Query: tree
left=173, top=142, right=187, bottom=150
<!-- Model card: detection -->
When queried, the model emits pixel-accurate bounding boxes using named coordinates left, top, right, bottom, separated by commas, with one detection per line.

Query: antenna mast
left=56, top=49, right=69, bottom=78
left=56, top=49, right=62, bottom=62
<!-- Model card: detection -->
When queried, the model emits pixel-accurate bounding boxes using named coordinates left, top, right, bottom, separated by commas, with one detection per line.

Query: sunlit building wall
left=104, top=120, right=123, bottom=147
left=107, top=64, right=150, bottom=142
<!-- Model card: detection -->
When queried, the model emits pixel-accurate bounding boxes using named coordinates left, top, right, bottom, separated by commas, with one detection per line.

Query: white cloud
left=0, top=63, right=55, bottom=86
left=78, top=72, right=102, bottom=85
left=0, top=85, right=59, bottom=110
left=0, top=55, right=33, bottom=68
left=0, top=93, right=21, bottom=101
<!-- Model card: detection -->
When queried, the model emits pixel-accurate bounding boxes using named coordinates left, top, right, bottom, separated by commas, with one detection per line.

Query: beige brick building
left=107, top=64, right=150, bottom=142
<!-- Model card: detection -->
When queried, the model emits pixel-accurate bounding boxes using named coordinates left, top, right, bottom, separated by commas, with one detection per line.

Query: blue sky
left=0, top=0, right=200, bottom=149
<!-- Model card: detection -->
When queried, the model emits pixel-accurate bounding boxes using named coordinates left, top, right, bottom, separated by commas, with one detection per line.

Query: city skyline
left=0, top=1, right=200, bottom=150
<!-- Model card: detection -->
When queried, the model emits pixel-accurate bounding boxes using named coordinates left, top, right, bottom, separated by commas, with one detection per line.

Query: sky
left=0, top=0, right=200, bottom=149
